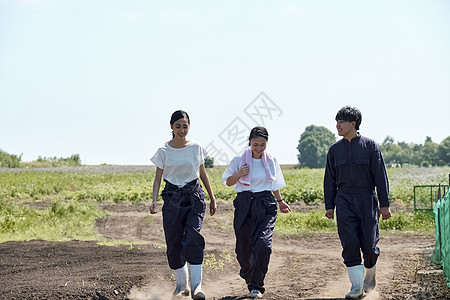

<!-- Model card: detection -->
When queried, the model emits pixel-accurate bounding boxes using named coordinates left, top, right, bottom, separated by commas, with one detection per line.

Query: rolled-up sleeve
left=222, top=156, right=240, bottom=185
left=150, top=148, right=164, bottom=169
left=272, top=157, right=286, bottom=191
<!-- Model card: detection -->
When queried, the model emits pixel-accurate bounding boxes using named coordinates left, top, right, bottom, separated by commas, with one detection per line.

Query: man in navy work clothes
left=324, top=106, right=391, bottom=299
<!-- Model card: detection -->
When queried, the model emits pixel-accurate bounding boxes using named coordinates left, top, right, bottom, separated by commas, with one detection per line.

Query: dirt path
left=1, top=201, right=449, bottom=300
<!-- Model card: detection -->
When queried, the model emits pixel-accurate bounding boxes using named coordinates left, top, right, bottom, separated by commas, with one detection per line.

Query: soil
left=1, top=201, right=449, bottom=300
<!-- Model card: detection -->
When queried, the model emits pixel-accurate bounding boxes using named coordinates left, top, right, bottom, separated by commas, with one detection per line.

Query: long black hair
left=170, top=110, right=190, bottom=138
left=248, top=126, right=269, bottom=146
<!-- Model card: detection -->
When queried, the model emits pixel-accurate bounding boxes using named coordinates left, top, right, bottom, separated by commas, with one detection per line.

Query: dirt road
left=0, top=201, right=449, bottom=299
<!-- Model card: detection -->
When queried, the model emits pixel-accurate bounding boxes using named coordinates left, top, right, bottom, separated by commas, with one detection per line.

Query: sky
left=1, top=0, right=449, bottom=165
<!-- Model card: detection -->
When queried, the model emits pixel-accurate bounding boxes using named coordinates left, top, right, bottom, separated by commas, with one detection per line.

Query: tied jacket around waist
left=233, top=190, right=277, bottom=232
left=161, top=179, right=206, bottom=225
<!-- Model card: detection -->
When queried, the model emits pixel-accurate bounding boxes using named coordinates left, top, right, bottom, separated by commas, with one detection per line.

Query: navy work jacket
left=324, top=135, right=390, bottom=210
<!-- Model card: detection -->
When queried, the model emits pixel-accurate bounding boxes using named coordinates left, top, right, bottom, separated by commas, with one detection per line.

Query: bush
left=23, top=154, right=82, bottom=168
left=0, top=149, right=22, bottom=168
left=204, top=156, right=214, bottom=168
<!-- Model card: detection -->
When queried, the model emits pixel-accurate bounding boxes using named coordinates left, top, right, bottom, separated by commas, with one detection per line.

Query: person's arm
left=150, top=167, right=163, bottom=214
left=199, top=164, right=217, bottom=216
left=324, top=148, right=337, bottom=219
left=225, top=164, right=250, bottom=186
left=273, top=189, right=291, bottom=213
left=371, top=142, right=391, bottom=220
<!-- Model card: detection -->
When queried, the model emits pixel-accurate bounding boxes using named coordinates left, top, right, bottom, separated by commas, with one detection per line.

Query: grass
left=0, top=198, right=106, bottom=243
left=203, top=250, right=234, bottom=271
left=2, top=166, right=449, bottom=205
left=275, top=210, right=435, bottom=235
left=0, top=165, right=446, bottom=243
left=275, top=210, right=337, bottom=234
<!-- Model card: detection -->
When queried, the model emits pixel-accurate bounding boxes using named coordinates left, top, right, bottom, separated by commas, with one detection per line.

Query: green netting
left=432, top=189, right=450, bottom=287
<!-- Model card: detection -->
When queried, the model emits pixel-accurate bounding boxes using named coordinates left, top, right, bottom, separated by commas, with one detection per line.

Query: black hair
left=248, top=126, right=269, bottom=146
left=170, top=110, right=190, bottom=125
left=170, top=110, right=190, bottom=138
left=335, top=106, right=362, bottom=130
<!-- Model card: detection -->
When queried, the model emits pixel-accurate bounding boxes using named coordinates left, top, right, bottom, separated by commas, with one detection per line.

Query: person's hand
left=209, top=198, right=217, bottom=216
left=237, top=164, right=250, bottom=177
left=150, top=201, right=158, bottom=214
left=379, top=206, right=391, bottom=220
left=325, top=209, right=334, bottom=219
left=278, top=200, right=291, bottom=213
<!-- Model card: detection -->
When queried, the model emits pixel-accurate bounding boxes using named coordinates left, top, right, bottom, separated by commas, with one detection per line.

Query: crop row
left=1, top=166, right=449, bottom=205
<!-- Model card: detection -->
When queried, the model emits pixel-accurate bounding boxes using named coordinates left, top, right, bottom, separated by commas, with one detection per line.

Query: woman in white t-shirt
left=222, top=126, right=291, bottom=299
left=150, top=110, right=216, bottom=300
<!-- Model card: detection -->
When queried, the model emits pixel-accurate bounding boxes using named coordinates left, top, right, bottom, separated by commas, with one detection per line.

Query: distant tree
left=437, top=136, right=450, bottom=166
left=380, top=136, right=405, bottom=166
left=297, top=125, right=336, bottom=168
left=410, top=143, right=423, bottom=166
left=397, top=141, right=414, bottom=165
left=204, top=156, right=214, bottom=168
left=0, top=149, right=22, bottom=168
left=421, top=136, right=439, bottom=166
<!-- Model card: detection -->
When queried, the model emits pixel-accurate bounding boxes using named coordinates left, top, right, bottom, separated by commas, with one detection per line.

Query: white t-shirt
left=221, top=156, right=286, bottom=193
left=151, top=141, right=207, bottom=187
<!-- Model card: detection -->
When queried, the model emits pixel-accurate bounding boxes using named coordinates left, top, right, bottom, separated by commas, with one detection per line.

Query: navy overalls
left=324, top=135, right=389, bottom=268
left=161, top=179, right=206, bottom=270
left=233, top=190, right=278, bottom=293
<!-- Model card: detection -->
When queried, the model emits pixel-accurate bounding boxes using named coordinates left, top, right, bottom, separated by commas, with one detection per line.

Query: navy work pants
left=161, top=180, right=206, bottom=270
left=335, top=189, right=379, bottom=268
left=233, top=191, right=277, bottom=293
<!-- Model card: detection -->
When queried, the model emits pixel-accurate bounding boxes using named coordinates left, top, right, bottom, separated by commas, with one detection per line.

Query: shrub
left=204, top=156, right=214, bottom=168
left=0, top=149, right=22, bottom=168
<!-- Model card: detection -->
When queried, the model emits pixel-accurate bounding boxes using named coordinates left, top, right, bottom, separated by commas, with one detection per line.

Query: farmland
left=1, top=165, right=450, bottom=299
left=1, top=165, right=449, bottom=205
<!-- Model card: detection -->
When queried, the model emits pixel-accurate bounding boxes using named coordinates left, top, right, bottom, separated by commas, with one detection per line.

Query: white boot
left=173, top=263, right=190, bottom=297
left=345, top=265, right=364, bottom=299
left=189, top=264, right=205, bottom=300
left=364, top=264, right=376, bottom=293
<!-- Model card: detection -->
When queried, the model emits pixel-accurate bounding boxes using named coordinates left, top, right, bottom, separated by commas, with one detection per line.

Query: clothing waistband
left=337, top=187, right=375, bottom=194
left=236, top=190, right=272, bottom=198
left=164, top=178, right=198, bottom=191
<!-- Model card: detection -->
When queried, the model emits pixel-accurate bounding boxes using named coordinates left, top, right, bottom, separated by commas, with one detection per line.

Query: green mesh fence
left=432, top=189, right=450, bottom=288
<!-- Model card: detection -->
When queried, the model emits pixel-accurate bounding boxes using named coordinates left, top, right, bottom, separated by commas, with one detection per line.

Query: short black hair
left=248, top=126, right=269, bottom=146
left=335, top=106, right=362, bottom=130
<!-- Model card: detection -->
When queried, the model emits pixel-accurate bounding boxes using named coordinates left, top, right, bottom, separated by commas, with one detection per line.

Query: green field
left=1, top=165, right=448, bottom=204
left=0, top=165, right=448, bottom=242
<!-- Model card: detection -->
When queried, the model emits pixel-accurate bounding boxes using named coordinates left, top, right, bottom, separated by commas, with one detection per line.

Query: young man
left=324, top=106, right=391, bottom=299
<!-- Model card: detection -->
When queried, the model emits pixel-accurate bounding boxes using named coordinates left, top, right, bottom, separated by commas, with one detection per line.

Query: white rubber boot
left=364, top=264, right=376, bottom=293
left=345, top=265, right=364, bottom=299
left=189, top=264, right=205, bottom=300
left=173, top=263, right=190, bottom=297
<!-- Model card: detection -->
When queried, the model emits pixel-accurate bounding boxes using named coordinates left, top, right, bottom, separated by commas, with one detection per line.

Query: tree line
left=297, top=125, right=450, bottom=168
left=0, top=149, right=82, bottom=168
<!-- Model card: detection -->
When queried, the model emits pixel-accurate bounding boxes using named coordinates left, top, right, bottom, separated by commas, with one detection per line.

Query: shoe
left=345, top=265, right=364, bottom=299
left=364, top=264, right=376, bottom=293
left=192, top=290, right=205, bottom=300
left=250, top=289, right=263, bottom=298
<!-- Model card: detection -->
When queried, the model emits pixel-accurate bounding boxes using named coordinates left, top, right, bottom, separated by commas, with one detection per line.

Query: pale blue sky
left=1, top=0, right=449, bottom=165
